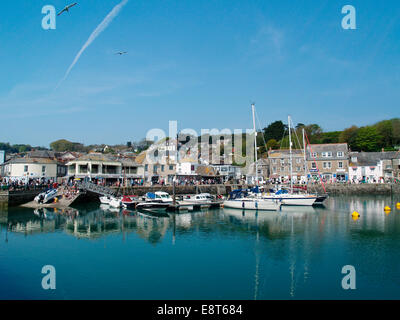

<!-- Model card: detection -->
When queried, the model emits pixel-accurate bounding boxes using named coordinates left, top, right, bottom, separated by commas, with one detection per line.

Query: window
left=161, top=165, right=165, bottom=172
left=153, top=165, right=158, bottom=172
left=42, top=166, right=46, bottom=173
left=337, top=151, right=344, bottom=157
left=296, top=166, right=301, bottom=172
left=323, top=162, right=332, bottom=169
left=145, top=164, right=148, bottom=172
left=351, top=157, right=357, bottom=163
left=338, top=162, right=343, bottom=169
left=272, top=167, right=277, bottom=173
left=24, top=165, right=28, bottom=172
left=322, top=152, right=332, bottom=158
left=272, top=159, right=277, bottom=164
left=311, top=163, right=317, bottom=169
left=169, top=165, right=174, bottom=171
left=280, top=167, right=284, bottom=172
left=311, top=152, right=317, bottom=158
left=280, top=159, right=284, bottom=164
left=296, top=158, right=301, bottom=163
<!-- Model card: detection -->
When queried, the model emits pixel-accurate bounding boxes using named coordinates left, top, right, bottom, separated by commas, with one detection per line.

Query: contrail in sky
left=56, top=0, right=129, bottom=89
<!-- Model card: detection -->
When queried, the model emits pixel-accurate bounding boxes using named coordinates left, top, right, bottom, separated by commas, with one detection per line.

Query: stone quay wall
left=0, top=188, right=47, bottom=207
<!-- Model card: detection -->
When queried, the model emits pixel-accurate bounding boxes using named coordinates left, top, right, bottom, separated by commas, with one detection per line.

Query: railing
left=76, top=181, right=117, bottom=197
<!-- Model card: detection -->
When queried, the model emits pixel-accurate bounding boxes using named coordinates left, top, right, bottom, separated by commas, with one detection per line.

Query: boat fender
left=384, top=206, right=391, bottom=212
left=242, top=202, right=245, bottom=208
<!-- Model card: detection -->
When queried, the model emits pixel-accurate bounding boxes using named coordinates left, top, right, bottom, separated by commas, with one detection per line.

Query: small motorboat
left=184, top=194, right=212, bottom=208
left=144, top=191, right=173, bottom=204
left=99, top=196, right=112, bottom=205
left=34, top=189, right=58, bottom=204
left=109, top=197, right=124, bottom=208
left=121, top=195, right=136, bottom=209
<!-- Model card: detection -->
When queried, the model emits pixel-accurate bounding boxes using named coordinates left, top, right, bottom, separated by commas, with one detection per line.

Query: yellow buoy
left=352, top=215, right=359, bottom=221
left=352, top=211, right=360, bottom=218
left=384, top=206, right=391, bottom=212
left=396, top=202, right=400, bottom=209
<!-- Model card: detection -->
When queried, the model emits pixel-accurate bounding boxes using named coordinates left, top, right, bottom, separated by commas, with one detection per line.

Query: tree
left=339, top=125, right=358, bottom=150
left=321, top=131, right=341, bottom=144
left=50, top=139, right=86, bottom=152
left=354, top=126, right=383, bottom=152
left=304, top=124, right=323, bottom=143
left=266, top=139, right=279, bottom=150
left=263, top=121, right=287, bottom=142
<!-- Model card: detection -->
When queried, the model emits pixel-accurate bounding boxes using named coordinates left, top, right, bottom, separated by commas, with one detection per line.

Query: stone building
left=306, top=143, right=349, bottom=182
left=268, top=149, right=307, bottom=182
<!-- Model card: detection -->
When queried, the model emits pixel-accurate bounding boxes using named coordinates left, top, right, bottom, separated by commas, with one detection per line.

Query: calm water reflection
left=1, top=195, right=400, bottom=300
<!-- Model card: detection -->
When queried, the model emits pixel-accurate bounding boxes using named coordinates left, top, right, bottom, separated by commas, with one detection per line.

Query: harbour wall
left=0, top=189, right=46, bottom=207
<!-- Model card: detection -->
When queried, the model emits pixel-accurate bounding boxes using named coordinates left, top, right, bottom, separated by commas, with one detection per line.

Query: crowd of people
left=0, top=177, right=57, bottom=191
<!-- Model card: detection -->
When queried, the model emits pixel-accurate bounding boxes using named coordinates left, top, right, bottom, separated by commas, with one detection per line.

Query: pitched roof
left=7, top=157, right=58, bottom=165
left=349, top=151, right=398, bottom=166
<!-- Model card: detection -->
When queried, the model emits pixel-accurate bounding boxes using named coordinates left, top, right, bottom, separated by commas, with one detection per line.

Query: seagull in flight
left=58, top=3, right=78, bottom=16
left=115, top=51, right=128, bottom=55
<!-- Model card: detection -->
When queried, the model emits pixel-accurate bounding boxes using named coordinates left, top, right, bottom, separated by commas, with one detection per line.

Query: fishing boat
left=34, top=189, right=58, bottom=204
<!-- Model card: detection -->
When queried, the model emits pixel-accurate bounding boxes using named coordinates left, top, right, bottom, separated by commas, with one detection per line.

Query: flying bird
left=58, top=3, right=78, bottom=16
left=115, top=51, right=128, bottom=55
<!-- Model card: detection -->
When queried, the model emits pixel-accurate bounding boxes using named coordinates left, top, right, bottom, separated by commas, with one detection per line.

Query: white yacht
left=223, top=189, right=281, bottom=211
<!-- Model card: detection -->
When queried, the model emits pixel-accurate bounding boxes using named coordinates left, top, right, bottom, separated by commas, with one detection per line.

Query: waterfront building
left=211, top=163, right=242, bottom=182
left=245, top=158, right=269, bottom=184
left=393, top=153, right=400, bottom=180
left=1, top=157, right=64, bottom=182
left=0, top=150, right=5, bottom=165
left=348, top=151, right=398, bottom=183
left=66, top=153, right=142, bottom=184
left=268, top=149, right=306, bottom=183
left=306, top=143, right=349, bottom=182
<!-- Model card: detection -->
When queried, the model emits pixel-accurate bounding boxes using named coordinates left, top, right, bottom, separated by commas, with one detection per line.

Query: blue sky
left=0, top=0, right=399, bottom=147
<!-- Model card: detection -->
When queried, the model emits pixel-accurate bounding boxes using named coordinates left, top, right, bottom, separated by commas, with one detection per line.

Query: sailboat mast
left=252, top=103, right=258, bottom=185
left=302, top=128, right=307, bottom=181
left=288, top=115, right=293, bottom=193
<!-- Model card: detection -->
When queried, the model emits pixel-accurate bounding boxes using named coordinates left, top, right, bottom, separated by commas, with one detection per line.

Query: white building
left=348, top=152, right=396, bottom=183
left=1, top=158, right=60, bottom=182
left=66, top=153, right=142, bottom=183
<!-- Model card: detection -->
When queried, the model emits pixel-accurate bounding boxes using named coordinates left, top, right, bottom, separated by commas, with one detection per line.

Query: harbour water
left=1, top=195, right=400, bottom=300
